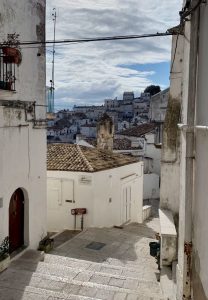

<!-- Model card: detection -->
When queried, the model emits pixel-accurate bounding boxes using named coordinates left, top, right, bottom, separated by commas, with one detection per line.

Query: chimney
left=97, top=113, right=114, bottom=151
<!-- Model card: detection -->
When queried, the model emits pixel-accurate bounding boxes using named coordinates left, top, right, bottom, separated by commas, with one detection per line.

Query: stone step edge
left=25, top=285, right=167, bottom=300
left=0, top=286, right=97, bottom=300
left=8, top=262, right=160, bottom=288
left=45, top=253, right=157, bottom=272
left=5, top=266, right=164, bottom=298
left=39, top=261, right=160, bottom=285
left=10, top=259, right=159, bottom=285
left=15, top=255, right=158, bottom=278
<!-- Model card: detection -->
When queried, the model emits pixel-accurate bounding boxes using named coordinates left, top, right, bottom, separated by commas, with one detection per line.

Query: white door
left=122, top=185, right=131, bottom=224
left=47, top=178, right=74, bottom=231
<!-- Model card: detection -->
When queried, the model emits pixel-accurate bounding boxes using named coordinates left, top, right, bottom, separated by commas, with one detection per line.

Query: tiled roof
left=113, top=138, right=141, bottom=150
left=118, top=123, right=156, bottom=137
left=85, top=138, right=141, bottom=150
left=47, top=144, right=138, bottom=172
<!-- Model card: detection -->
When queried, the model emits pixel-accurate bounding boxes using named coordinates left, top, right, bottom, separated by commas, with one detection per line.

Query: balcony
left=0, top=47, right=21, bottom=92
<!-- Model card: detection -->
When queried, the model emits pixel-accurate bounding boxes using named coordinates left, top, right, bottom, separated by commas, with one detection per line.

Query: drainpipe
left=182, top=1, right=199, bottom=298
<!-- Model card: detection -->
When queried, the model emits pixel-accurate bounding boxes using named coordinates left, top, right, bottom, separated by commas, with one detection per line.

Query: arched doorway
left=9, top=188, right=24, bottom=253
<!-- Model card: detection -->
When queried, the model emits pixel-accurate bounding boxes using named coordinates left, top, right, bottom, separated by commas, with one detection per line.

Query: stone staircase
left=0, top=219, right=168, bottom=300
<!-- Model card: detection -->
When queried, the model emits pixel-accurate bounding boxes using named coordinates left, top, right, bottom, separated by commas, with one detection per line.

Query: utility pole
left=50, top=7, right=56, bottom=113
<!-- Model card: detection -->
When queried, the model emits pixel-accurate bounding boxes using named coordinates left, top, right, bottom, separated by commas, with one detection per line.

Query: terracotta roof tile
left=118, top=123, right=156, bottom=137
left=113, top=138, right=142, bottom=150
left=47, top=144, right=138, bottom=172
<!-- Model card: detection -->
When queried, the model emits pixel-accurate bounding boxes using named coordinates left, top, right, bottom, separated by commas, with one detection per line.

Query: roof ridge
left=76, top=145, right=94, bottom=172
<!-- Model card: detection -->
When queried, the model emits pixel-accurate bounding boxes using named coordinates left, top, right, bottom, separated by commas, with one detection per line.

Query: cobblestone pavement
left=0, top=217, right=167, bottom=300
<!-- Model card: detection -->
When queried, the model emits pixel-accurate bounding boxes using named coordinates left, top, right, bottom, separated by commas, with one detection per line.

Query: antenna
left=50, top=7, right=56, bottom=113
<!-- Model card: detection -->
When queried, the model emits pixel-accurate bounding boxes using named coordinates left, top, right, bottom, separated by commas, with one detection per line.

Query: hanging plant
left=2, top=33, right=22, bottom=65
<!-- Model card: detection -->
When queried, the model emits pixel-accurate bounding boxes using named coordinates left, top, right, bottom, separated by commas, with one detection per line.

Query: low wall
left=142, top=205, right=152, bottom=222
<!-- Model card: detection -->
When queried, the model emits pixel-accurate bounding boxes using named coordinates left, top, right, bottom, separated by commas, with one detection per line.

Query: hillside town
left=0, top=1, right=208, bottom=300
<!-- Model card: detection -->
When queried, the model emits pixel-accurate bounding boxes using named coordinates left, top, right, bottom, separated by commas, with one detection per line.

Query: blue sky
left=46, top=0, right=182, bottom=110
left=118, top=62, right=170, bottom=89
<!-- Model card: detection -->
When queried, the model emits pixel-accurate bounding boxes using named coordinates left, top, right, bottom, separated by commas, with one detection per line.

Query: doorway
left=9, top=188, right=24, bottom=253
left=122, top=185, right=131, bottom=224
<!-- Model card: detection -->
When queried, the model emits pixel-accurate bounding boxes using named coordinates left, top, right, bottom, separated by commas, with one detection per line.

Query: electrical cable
left=0, top=32, right=174, bottom=47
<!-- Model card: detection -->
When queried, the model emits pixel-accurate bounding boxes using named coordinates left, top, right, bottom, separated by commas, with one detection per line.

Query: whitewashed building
left=0, top=0, right=47, bottom=253
left=149, top=88, right=169, bottom=143
left=47, top=144, right=143, bottom=232
left=116, top=123, right=160, bottom=201
left=159, top=2, right=208, bottom=299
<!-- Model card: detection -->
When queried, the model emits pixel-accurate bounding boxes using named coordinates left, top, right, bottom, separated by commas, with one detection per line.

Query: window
left=0, top=47, right=20, bottom=91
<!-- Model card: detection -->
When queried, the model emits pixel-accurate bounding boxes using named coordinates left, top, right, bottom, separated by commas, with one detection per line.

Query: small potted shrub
left=38, top=235, right=54, bottom=253
left=2, top=33, right=22, bottom=65
left=0, top=237, right=10, bottom=273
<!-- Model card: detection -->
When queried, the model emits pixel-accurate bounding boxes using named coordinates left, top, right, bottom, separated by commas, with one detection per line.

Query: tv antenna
left=50, top=7, right=57, bottom=111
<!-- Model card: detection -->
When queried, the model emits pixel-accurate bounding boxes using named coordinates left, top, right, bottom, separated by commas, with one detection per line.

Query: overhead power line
left=1, top=32, right=175, bottom=47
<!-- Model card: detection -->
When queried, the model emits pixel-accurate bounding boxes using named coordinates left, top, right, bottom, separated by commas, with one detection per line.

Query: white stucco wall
left=0, top=0, right=47, bottom=249
left=160, top=32, right=184, bottom=217
left=145, top=134, right=161, bottom=175
left=47, top=162, right=143, bottom=231
left=191, top=6, right=208, bottom=299
left=143, top=173, right=160, bottom=200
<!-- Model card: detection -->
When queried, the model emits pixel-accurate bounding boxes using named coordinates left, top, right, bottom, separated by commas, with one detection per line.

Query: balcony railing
left=0, top=48, right=17, bottom=91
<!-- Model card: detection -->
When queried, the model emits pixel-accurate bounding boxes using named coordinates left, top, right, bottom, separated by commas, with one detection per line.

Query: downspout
left=182, top=1, right=200, bottom=298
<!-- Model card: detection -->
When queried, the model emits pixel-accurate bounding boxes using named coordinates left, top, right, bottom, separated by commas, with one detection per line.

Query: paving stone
left=126, top=294, right=138, bottom=300
left=37, top=278, right=66, bottom=291
left=63, top=283, right=81, bottom=294
left=123, top=279, right=139, bottom=290
left=74, top=272, right=92, bottom=282
left=109, top=277, right=125, bottom=288
left=113, top=292, right=127, bottom=300
left=78, top=285, right=97, bottom=297
left=101, top=266, right=122, bottom=276
left=96, top=289, right=115, bottom=300
left=90, top=274, right=110, bottom=285
left=87, top=264, right=102, bottom=272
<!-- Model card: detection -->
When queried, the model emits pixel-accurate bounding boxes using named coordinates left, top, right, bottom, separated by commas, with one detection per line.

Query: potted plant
left=38, top=235, right=54, bottom=253
left=0, top=237, right=10, bottom=273
left=2, top=33, right=22, bottom=65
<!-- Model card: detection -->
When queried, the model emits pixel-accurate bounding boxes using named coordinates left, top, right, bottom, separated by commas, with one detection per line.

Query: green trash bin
left=149, top=241, right=160, bottom=257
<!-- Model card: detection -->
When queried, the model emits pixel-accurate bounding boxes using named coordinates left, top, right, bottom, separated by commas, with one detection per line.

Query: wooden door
left=9, top=189, right=24, bottom=253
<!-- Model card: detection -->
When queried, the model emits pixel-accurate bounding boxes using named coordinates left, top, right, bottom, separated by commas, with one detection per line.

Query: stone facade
left=97, top=113, right=114, bottom=151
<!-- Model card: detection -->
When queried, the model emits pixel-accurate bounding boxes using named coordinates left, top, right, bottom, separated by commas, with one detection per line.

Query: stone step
left=0, top=286, right=96, bottom=300
left=5, top=262, right=164, bottom=298
left=10, top=256, right=159, bottom=284
left=24, top=286, right=168, bottom=300
left=45, top=253, right=159, bottom=278
left=0, top=270, right=167, bottom=300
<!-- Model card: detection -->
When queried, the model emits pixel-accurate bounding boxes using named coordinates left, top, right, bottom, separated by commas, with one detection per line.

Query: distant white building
left=118, top=120, right=130, bottom=131
left=47, top=144, right=143, bottom=231
left=123, top=91, right=134, bottom=102
left=80, top=124, right=97, bottom=138
left=116, top=123, right=161, bottom=201
left=149, top=88, right=169, bottom=143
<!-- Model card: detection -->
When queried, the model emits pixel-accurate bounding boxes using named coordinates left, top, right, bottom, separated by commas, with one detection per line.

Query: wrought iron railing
left=0, top=48, right=16, bottom=91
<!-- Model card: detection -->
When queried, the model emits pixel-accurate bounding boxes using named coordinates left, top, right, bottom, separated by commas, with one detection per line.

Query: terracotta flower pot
left=2, top=47, right=22, bottom=65
left=2, top=47, right=17, bottom=56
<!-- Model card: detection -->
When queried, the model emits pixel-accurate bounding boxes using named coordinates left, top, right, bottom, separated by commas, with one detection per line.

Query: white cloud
left=46, top=0, right=183, bottom=109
